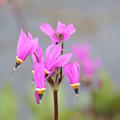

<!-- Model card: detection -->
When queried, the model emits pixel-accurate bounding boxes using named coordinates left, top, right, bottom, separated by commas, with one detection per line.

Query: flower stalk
left=91, top=87, right=97, bottom=120
left=53, top=90, right=58, bottom=120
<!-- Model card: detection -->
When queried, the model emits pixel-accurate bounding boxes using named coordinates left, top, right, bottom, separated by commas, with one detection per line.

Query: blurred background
left=0, top=0, right=120, bottom=120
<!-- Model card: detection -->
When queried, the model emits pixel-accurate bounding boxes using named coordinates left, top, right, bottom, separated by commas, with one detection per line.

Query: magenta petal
left=34, top=91, right=39, bottom=104
left=32, top=43, right=44, bottom=64
left=49, top=54, right=72, bottom=69
left=33, top=63, right=46, bottom=89
left=83, top=59, right=93, bottom=75
left=45, top=44, right=55, bottom=62
left=94, top=58, right=101, bottom=70
left=50, top=34, right=59, bottom=43
left=45, top=45, right=62, bottom=70
left=28, top=32, right=33, bottom=40
left=63, top=33, right=70, bottom=41
left=72, top=43, right=91, bottom=60
left=65, top=24, right=76, bottom=35
left=49, top=45, right=61, bottom=60
left=17, top=29, right=27, bottom=56
left=56, top=20, right=66, bottom=33
left=40, top=23, right=55, bottom=36
left=31, top=38, right=39, bottom=53
left=21, top=39, right=38, bottom=61
left=64, top=62, right=80, bottom=85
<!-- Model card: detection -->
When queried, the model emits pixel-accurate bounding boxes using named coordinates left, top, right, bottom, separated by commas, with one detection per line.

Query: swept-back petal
left=72, top=43, right=91, bottom=60
left=40, top=23, right=55, bottom=36
left=64, top=62, right=80, bottom=85
left=18, top=38, right=38, bottom=61
left=94, top=58, right=101, bottom=70
left=28, top=32, right=33, bottom=41
left=32, top=43, right=44, bottom=64
left=34, top=91, right=39, bottom=104
left=17, top=29, right=27, bottom=56
left=31, top=38, right=39, bottom=53
left=33, top=63, right=46, bottom=89
left=50, top=34, right=59, bottom=43
left=49, top=45, right=61, bottom=60
left=56, top=20, right=66, bottom=33
left=48, top=53, right=72, bottom=70
left=65, top=24, right=76, bottom=35
left=45, top=44, right=55, bottom=61
left=83, top=58, right=93, bottom=75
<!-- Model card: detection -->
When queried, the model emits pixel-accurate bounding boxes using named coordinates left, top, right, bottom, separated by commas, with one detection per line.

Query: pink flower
left=64, top=62, right=80, bottom=96
left=40, top=20, right=76, bottom=44
left=0, top=0, right=5, bottom=6
left=16, top=29, right=38, bottom=67
left=32, top=44, right=72, bottom=75
left=33, top=63, right=46, bottom=104
left=72, top=43, right=101, bottom=81
left=72, top=43, right=91, bottom=61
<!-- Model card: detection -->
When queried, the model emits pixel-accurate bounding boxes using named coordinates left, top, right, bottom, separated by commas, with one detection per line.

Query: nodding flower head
left=72, top=43, right=101, bottom=82
left=13, top=29, right=38, bottom=71
left=72, top=43, right=91, bottom=61
left=40, top=20, right=76, bottom=44
left=64, top=62, right=80, bottom=96
left=33, top=63, right=46, bottom=104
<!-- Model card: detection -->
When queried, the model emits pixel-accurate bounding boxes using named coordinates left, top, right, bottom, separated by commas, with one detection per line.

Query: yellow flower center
left=71, top=83, right=80, bottom=89
left=36, top=88, right=46, bottom=94
left=16, top=56, right=23, bottom=64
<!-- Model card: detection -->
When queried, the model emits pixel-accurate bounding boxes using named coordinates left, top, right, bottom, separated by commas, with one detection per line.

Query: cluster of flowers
left=14, top=20, right=80, bottom=104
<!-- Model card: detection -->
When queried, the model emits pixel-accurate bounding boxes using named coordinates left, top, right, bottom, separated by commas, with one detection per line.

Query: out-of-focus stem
left=91, top=88, right=97, bottom=120
left=53, top=90, right=58, bottom=120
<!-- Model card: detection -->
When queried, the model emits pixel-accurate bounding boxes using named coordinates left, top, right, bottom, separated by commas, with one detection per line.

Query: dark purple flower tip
left=34, top=88, right=46, bottom=104
left=71, top=83, right=80, bottom=96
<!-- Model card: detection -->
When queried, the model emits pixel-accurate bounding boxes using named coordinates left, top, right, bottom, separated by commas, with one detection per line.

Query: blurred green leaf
left=94, top=72, right=120, bottom=116
left=0, top=84, right=18, bottom=120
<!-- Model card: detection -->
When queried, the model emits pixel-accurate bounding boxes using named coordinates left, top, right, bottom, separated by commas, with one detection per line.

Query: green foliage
left=94, top=72, right=120, bottom=116
left=0, top=84, right=18, bottom=120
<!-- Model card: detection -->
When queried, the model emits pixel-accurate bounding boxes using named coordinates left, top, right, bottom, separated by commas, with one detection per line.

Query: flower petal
left=64, top=62, right=80, bottom=85
left=32, top=43, right=44, bottom=64
left=45, top=45, right=62, bottom=70
left=94, top=58, right=101, bottom=70
left=33, top=63, right=46, bottom=89
left=56, top=20, right=66, bottom=34
left=17, top=29, right=27, bottom=56
left=72, top=43, right=91, bottom=60
left=28, top=32, right=33, bottom=41
left=50, top=34, right=59, bottom=43
left=31, top=37, right=39, bottom=53
left=45, top=44, right=55, bottom=62
left=49, top=53, right=72, bottom=69
left=34, top=91, right=39, bottom=104
left=40, top=23, right=55, bottom=36
left=65, top=24, right=76, bottom=35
